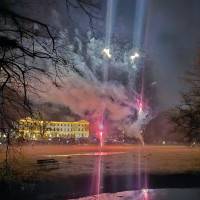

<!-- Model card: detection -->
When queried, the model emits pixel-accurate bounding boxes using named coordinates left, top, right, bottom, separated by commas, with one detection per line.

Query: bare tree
left=171, top=55, right=200, bottom=143
left=0, top=1, right=66, bottom=173
left=0, top=0, right=100, bottom=176
left=66, top=0, right=101, bottom=33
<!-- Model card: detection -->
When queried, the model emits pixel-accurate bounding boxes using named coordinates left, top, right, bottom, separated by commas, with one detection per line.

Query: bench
left=37, top=159, right=59, bottom=170
left=37, top=159, right=58, bottom=165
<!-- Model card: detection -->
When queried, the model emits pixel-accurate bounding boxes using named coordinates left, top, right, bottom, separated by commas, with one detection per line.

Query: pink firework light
left=91, top=113, right=108, bottom=147
left=135, top=90, right=149, bottom=114
left=142, top=188, right=149, bottom=200
left=99, top=131, right=103, bottom=148
left=136, top=96, right=145, bottom=113
left=138, top=100, right=143, bottom=113
left=98, top=114, right=105, bottom=148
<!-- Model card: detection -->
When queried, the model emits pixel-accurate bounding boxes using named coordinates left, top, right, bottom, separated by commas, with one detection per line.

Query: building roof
left=20, top=117, right=89, bottom=124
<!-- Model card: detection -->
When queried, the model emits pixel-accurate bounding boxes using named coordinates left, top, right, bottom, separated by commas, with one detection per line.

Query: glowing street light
left=130, top=52, right=140, bottom=63
left=102, top=48, right=112, bottom=59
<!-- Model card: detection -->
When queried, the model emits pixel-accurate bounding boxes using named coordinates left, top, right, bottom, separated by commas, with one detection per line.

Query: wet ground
left=4, top=144, right=200, bottom=176
left=69, top=188, right=200, bottom=200
left=1, top=173, right=200, bottom=199
left=1, top=145, right=200, bottom=199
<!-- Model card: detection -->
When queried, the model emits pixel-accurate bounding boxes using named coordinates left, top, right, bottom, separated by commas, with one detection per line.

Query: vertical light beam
left=105, top=0, right=114, bottom=48
left=133, top=0, right=148, bottom=49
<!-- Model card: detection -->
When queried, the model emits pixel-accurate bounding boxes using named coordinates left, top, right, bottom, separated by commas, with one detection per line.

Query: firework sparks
left=130, top=52, right=140, bottom=63
left=102, top=48, right=112, bottom=59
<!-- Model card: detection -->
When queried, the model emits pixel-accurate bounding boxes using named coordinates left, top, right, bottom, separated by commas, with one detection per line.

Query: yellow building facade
left=18, top=117, right=90, bottom=140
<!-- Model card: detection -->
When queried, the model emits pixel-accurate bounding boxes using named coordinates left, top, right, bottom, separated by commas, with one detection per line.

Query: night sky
left=13, top=0, right=200, bottom=110
left=114, top=0, right=200, bottom=109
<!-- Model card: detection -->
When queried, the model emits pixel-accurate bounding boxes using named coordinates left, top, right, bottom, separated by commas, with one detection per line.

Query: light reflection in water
left=96, top=155, right=102, bottom=200
left=137, top=147, right=141, bottom=188
left=44, top=152, right=125, bottom=157
left=90, top=153, right=103, bottom=199
left=142, top=188, right=149, bottom=200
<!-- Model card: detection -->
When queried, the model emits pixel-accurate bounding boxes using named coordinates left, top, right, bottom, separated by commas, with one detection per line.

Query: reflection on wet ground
left=69, top=188, right=200, bottom=200
left=2, top=146, right=200, bottom=200
left=44, top=151, right=126, bottom=157
left=34, top=151, right=200, bottom=199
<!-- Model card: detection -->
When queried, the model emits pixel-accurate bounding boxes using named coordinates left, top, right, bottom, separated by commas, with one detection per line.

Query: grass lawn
left=1, top=144, right=200, bottom=179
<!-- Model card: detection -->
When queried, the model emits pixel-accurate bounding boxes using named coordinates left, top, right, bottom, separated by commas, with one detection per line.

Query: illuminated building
left=18, top=117, right=89, bottom=140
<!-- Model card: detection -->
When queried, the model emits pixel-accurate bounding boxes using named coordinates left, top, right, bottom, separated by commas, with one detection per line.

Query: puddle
left=44, top=152, right=126, bottom=157
left=69, top=188, right=200, bottom=200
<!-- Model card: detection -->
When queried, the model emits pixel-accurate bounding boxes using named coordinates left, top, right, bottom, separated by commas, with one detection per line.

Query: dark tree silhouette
left=66, top=0, right=101, bottom=32
left=0, top=0, right=100, bottom=174
left=0, top=1, right=66, bottom=173
left=171, top=55, right=200, bottom=143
